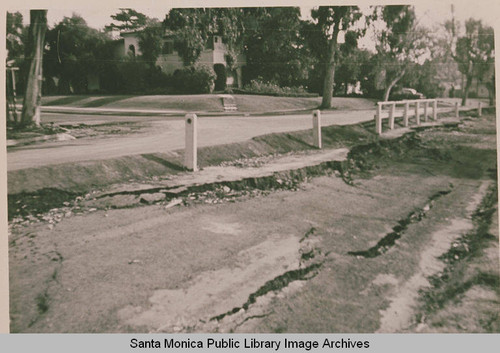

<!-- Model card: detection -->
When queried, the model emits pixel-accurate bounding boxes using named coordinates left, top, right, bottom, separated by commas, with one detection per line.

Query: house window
left=162, top=41, right=174, bottom=54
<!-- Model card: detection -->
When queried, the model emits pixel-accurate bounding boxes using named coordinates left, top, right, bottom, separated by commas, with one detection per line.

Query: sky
left=5, top=0, right=499, bottom=54
left=8, top=0, right=498, bottom=30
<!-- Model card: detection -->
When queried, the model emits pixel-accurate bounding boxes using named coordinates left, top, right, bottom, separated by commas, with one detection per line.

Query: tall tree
left=21, top=10, right=47, bottom=127
left=373, top=5, right=426, bottom=101
left=137, top=18, right=164, bottom=68
left=44, top=14, right=110, bottom=94
left=108, top=9, right=148, bottom=31
left=163, top=8, right=244, bottom=67
left=454, top=19, right=494, bottom=106
left=242, top=7, right=311, bottom=87
left=310, top=6, right=364, bottom=108
left=6, top=12, right=26, bottom=61
left=334, top=31, right=371, bottom=95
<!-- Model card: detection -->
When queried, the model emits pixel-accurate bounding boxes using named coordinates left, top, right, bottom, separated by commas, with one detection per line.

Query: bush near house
left=236, top=79, right=318, bottom=98
left=213, top=64, right=227, bottom=91
left=99, top=60, right=172, bottom=95
left=172, top=65, right=216, bottom=94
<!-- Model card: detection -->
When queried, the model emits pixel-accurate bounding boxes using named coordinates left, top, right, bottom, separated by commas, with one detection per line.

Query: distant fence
left=374, top=99, right=487, bottom=135
left=375, top=99, right=438, bottom=135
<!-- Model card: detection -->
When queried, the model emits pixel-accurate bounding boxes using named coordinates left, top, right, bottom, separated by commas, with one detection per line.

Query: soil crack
left=348, top=188, right=453, bottom=258
left=210, top=262, right=322, bottom=322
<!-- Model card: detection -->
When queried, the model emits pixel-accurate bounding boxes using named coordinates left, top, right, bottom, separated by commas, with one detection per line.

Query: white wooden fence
left=375, top=99, right=438, bottom=135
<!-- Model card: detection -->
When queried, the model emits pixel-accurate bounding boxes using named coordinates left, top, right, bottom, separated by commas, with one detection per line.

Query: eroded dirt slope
left=8, top=112, right=498, bottom=333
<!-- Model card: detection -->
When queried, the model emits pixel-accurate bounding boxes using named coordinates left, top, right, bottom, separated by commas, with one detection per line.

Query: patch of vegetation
left=8, top=188, right=79, bottom=221
left=7, top=122, right=66, bottom=140
left=415, top=183, right=499, bottom=330
left=43, top=95, right=87, bottom=106
left=82, top=95, right=133, bottom=107
left=348, top=189, right=452, bottom=258
left=237, top=79, right=318, bottom=98
left=339, top=132, right=449, bottom=184
left=35, top=290, right=50, bottom=315
left=211, top=263, right=322, bottom=322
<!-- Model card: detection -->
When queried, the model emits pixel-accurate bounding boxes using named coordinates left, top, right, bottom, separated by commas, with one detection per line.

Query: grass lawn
left=39, top=94, right=377, bottom=113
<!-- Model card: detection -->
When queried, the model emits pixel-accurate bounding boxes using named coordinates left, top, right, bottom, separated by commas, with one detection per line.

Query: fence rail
left=375, top=99, right=438, bottom=135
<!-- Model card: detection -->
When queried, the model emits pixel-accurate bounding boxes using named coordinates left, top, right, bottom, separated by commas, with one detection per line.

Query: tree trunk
left=21, top=10, right=47, bottom=127
left=321, top=21, right=341, bottom=109
left=486, top=80, right=495, bottom=106
left=382, top=68, right=406, bottom=102
left=461, top=62, right=473, bottom=106
left=461, top=73, right=473, bottom=106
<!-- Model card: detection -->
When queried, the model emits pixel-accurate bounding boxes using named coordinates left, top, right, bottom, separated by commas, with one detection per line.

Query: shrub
left=213, top=64, right=227, bottom=91
left=242, top=78, right=317, bottom=97
left=99, top=59, right=171, bottom=94
left=172, top=65, right=216, bottom=94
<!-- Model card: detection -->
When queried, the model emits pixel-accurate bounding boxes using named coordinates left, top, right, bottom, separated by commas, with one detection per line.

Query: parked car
left=401, top=88, right=425, bottom=99
left=389, top=87, right=425, bottom=101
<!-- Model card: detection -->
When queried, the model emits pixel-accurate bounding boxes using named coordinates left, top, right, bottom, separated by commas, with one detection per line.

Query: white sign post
left=313, top=110, right=322, bottom=149
left=185, top=113, right=198, bottom=171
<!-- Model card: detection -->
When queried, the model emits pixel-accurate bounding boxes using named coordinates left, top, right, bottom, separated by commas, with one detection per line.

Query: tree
left=397, top=60, right=444, bottom=98
left=6, top=12, right=26, bottom=124
left=21, top=10, right=47, bottom=127
left=334, top=32, right=372, bottom=95
left=373, top=5, right=427, bottom=101
left=108, top=8, right=147, bottom=31
left=137, top=18, right=164, bottom=68
left=163, top=8, right=244, bottom=68
left=454, top=19, right=494, bottom=106
left=44, top=14, right=110, bottom=94
left=309, top=6, right=364, bottom=108
left=242, top=7, right=311, bottom=87
left=6, top=12, right=26, bottom=61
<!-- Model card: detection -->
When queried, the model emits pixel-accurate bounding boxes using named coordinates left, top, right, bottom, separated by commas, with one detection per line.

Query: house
left=113, top=30, right=246, bottom=88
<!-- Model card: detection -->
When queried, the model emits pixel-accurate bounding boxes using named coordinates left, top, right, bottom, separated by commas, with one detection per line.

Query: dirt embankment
left=8, top=108, right=498, bottom=333
left=7, top=122, right=377, bottom=221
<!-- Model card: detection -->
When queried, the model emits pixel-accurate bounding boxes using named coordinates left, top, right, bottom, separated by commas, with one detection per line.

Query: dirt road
left=8, top=112, right=498, bottom=333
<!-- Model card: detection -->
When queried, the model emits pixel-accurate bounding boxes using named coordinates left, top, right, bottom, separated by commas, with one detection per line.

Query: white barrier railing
left=183, top=100, right=485, bottom=172
left=375, top=99, right=438, bottom=135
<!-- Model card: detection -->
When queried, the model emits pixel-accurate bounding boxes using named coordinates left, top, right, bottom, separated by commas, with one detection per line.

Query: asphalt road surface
left=7, top=107, right=455, bottom=171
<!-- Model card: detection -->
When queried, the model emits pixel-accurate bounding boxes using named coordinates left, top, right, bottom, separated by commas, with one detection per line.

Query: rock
left=56, top=133, right=76, bottom=141
left=222, top=186, right=231, bottom=193
left=140, top=193, right=166, bottom=204
left=165, top=198, right=183, bottom=209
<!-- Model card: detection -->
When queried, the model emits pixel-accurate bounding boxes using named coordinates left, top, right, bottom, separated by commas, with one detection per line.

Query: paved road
left=7, top=107, right=455, bottom=171
left=7, top=110, right=373, bottom=171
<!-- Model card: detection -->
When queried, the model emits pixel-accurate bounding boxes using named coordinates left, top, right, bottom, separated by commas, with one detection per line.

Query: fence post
left=375, top=103, right=382, bottom=135
left=455, top=102, right=459, bottom=118
left=478, top=102, right=482, bottom=117
left=433, top=100, right=438, bottom=120
left=403, top=102, right=409, bottom=127
left=389, top=103, right=395, bottom=130
left=424, top=101, right=429, bottom=122
left=415, top=101, right=420, bottom=125
left=312, top=109, right=322, bottom=148
left=184, top=113, right=198, bottom=171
